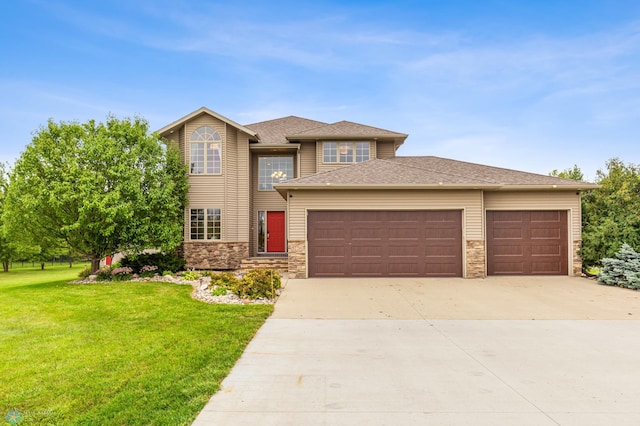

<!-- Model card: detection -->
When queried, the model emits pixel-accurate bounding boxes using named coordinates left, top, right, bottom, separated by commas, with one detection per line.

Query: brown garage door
left=487, top=210, right=568, bottom=275
left=308, top=210, right=462, bottom=278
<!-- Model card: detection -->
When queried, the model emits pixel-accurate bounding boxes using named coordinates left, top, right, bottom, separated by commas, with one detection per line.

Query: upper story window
left=323, top=141, right=370, bottom=163
left=190, top=126, right=222, bottom=174
left=258, top=156, right=294, bottom=191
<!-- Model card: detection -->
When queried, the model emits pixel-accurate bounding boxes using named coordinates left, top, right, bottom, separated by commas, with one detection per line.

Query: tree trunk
left=69, top=259, right=73, bottom=268
left=2, top=261, right=8, bottom=272
left=40, top=262, right=45, bottom=270
left=90, top=258, right=101, bottom=274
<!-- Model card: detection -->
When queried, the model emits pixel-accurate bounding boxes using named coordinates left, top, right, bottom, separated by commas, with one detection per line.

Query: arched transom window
left=190, top=126, right=222, bottom=174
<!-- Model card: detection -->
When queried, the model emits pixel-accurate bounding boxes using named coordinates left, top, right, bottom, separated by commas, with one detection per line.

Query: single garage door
left=487, top=210, right=568, bottom=275
left=308, top=210, right=462, bottom=278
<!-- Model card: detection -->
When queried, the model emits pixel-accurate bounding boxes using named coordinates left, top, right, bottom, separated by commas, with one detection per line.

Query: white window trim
left=189, top=207, right=222, bottom=241
left=189, top=126, right=223, bottom=175
left=322, top=141, right=370, bottom=164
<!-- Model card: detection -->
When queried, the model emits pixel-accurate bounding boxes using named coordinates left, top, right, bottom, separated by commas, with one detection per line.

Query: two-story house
left=158, top=107, right=597, bottom=279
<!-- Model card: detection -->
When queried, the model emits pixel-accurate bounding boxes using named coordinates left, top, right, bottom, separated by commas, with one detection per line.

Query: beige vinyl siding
left=288, top=189, right=483, bottom=241
left=375, top=140, right=396, bottom=159
left=299, top=142, right=316, bottom=177
left=250, top=154, right=290, bottom=255
left=184, top=114, right=250, bottom=242
left=483, top=190, right=581, bottom=240
left=316, top=141, right=377, bottom=172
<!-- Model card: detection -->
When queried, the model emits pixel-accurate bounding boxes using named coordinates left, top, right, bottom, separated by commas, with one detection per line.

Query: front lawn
left=0, top=265, right=272, bottom=425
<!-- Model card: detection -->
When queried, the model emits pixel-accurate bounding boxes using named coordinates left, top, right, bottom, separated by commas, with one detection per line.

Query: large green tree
left=581, top=158, right=640, bottom=266
left=4, top=116, right=188, bottom=273
left=549, top=164, right=584, bottom=181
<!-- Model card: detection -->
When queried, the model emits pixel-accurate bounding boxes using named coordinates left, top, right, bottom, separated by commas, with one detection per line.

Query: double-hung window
left=190, top=208, right=221, bottom=240
left=190, top=126, right=222, bottom=174
left=323, top=142, right=370, bottom=163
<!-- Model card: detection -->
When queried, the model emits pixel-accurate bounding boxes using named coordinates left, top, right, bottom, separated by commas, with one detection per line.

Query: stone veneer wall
left=183, top=241, right=249, bottom=270
left=572, top=240, right=582, bottom=276
left=287, top=240, right=306, bottom=279
left=466, top=240, right=486, bottom=278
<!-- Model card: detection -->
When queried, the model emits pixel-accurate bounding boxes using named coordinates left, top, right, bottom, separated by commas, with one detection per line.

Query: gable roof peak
left=156, top=106, right=257, bottom=137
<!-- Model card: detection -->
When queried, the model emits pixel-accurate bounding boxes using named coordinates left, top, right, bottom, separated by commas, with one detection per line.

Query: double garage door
left=308, top=210, right=463, bottom=277
left=307, top=210, right=569, bottom=278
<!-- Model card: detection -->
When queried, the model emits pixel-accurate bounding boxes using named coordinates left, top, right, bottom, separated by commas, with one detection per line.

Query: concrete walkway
left=192, top=277, right=640, bottom=425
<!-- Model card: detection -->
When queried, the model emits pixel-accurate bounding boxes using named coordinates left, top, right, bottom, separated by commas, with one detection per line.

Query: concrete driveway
left=193, top=277, right=640, bottom=425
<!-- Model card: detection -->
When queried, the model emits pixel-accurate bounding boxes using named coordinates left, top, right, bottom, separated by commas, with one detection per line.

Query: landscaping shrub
left=211, top=286, right=228, bottom=296
left=212, top=272, right=240, bottom=289
left=231, top=269, right=281, bottom=300
left=120, top=252, right=185, bottom=274
left=599, top=243, right=640, bottom=289
left=96, top=267, right=113, bottom=281
left=181, top=270, right=200, bottom=281
left=139, top=265, right=159, bottom=278
left=110, top=266, right=134, bottom=282
left=78, top=267, right=92, bottom=279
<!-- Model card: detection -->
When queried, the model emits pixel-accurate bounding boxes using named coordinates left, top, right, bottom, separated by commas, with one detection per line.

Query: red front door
left=267, top=211, right=286, bottom=252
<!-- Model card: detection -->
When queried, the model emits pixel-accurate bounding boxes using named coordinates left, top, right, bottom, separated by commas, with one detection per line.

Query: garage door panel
left=314, top=246, right=346, bottom=257
left=531, top=244, right=562, bottom=256
left=351, top=263, right=383, bottom=275
left=492, top=245, right=524, bottom=256
left=308, top=210, right=462, bottom=278
left=530, top=211, right=563, bottom=222
left=351, top=228, right=382, bottom=240
left=351, top=246, right=384, bottom=257
left=388, top=263, right=420, bottom=275
left=492, top=262, right=525, bottom=274
left=425, top=228, right=460, bottom=239
left=531, top=228, right=561, bottom=239
left=492, top=228, right=523, bottom=239
left=487, top=210, right=568, bottom=276
left=531, top=261, right=563, bottom=274
left=389, top=227, right=421, bottom=240
left=425, top=263, right=460, bottom=276
left=388, top=245, right=422, bottom=257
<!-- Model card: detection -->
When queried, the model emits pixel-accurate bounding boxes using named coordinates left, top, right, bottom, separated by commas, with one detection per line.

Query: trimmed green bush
left=120, top=252, right=186, bottom=274
left=110, top=266, right=133, bottom=282
left=210, top=286, right=228, bottom=296
left=139, top=265, right=159, bottom=278
left=231, top=269, right=281, bottom=300
left=96, top=267, right=113, bottom=281
left=599, top=243, right=640, bottom=289
left=212, top=272, right=240, bottom=289
left=181, top=271, right=200, bottom=281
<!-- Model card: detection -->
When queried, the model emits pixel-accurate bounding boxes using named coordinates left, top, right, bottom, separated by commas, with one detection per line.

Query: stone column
left=287, top=240, right=306, bottom=279
left=466, top=240, right=486, bottom=278
left=572, top=240, right=583, bottom=276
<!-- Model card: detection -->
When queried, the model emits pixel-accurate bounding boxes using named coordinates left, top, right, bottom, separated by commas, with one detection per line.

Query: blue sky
left=2, top=0, right=639, bottom=180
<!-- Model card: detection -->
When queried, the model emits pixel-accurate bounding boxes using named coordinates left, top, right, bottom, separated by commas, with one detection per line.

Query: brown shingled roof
left=389, top=156, right=595, bottom=186
left=274, top=156, right=598, bottom=196
left=287, top=120, right=408, bottom=139
left=244, top=116, right=327, bottom=144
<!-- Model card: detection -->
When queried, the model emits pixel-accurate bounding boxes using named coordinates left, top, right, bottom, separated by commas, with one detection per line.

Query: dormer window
left=190, top=126, right=222, bottom=174
left=323, top=142, right=370, bottom=164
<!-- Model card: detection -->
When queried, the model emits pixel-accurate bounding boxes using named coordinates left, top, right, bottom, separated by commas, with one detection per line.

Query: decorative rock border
left=71, top=273, right=282, bottom=305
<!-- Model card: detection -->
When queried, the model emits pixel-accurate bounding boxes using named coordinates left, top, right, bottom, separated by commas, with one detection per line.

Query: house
left=158, top=107, right=598, bottom=279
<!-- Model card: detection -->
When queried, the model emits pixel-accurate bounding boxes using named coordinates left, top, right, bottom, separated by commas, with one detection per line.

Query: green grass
left=0, top=265, right=272, bottom=425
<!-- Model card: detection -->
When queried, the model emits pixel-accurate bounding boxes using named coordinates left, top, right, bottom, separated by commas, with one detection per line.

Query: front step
left=240, top=257, right=288, bottom=272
